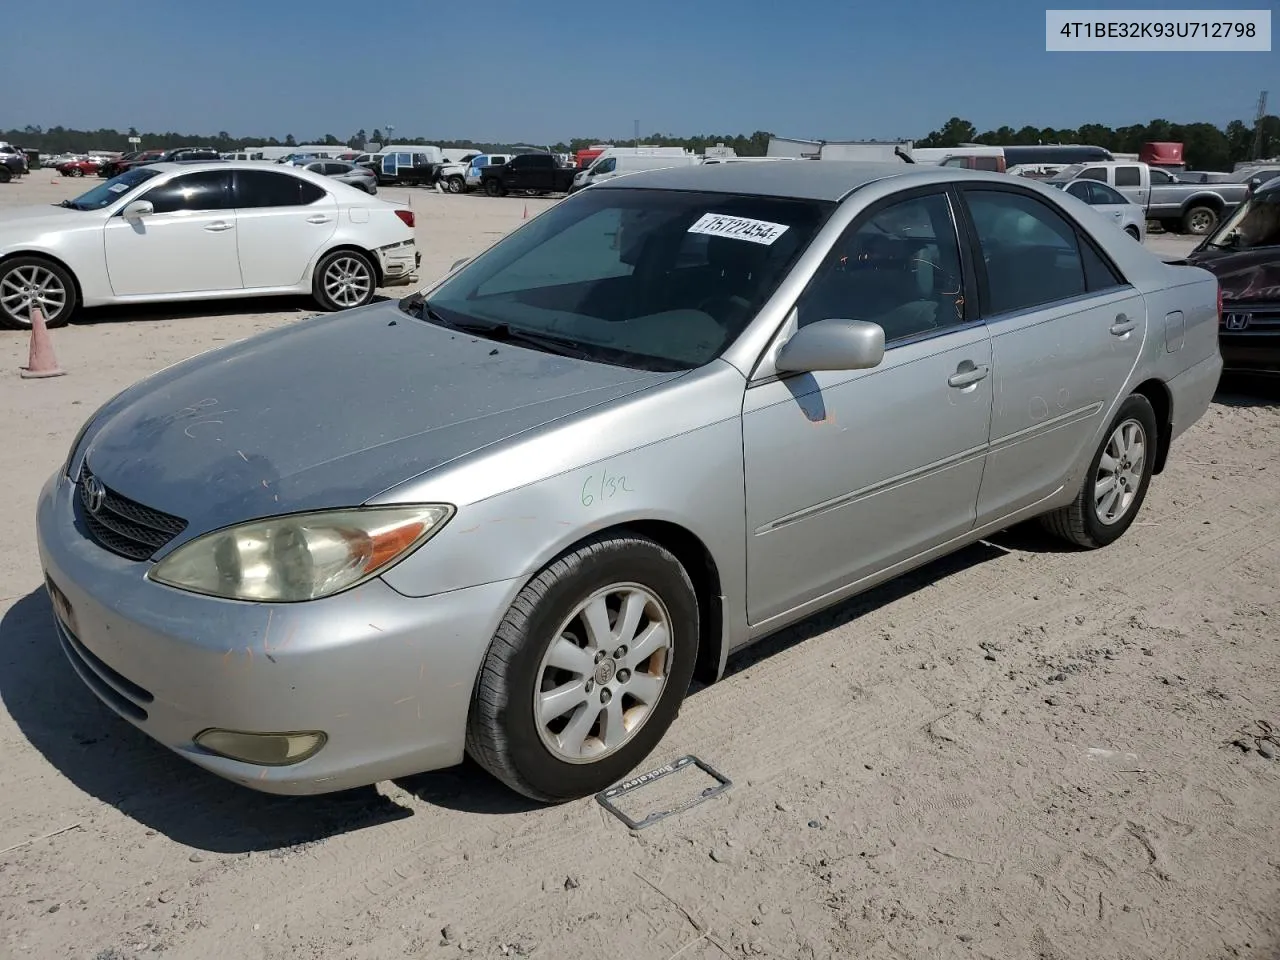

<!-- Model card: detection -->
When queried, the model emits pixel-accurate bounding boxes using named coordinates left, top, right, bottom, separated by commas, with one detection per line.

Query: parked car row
left=0, top=141, right=30, bottom=183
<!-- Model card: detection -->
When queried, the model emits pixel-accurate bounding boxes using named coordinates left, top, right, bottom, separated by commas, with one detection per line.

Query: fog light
left=194, top=729, right=327, bottom=766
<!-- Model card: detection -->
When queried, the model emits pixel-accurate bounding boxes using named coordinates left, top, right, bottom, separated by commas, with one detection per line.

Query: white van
left=571, top=152, right=699, bottom=192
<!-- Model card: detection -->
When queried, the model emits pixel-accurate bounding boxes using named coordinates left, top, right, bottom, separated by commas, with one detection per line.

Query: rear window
left=234, top=169, right=326, bottom=207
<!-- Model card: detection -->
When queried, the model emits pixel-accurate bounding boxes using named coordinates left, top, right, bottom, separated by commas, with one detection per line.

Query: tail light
left=394, top=209, right=415, bottom=229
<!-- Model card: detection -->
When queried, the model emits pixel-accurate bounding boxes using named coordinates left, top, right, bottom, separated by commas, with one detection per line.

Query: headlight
left=148, top=505, right=453, bottom=602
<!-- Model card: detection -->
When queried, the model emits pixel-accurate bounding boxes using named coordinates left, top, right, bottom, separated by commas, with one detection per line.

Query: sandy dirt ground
left=0, top=172, right=1277, bottom=960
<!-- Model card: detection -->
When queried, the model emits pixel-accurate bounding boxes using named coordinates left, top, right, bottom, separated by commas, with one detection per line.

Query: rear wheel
left=0, top=256, right=78, bottom=330
left=1040, top=393, right=1158, bottom=549
left=484, top=178, right=504, bottom=197
left=70, top=167, right=84, bottom=177
left=466, top=533, right=700, bottom=802
left=0, top=167, right=9, bottom=184
left=1182, top=205, right=1218, bottom=235
left=312, top=249, right=376, bottom=312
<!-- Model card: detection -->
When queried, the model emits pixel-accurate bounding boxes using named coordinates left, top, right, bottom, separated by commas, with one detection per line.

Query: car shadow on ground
left=0, top=526, right=1061, bottom=850
left=1215, top=374, right=1280, bottom=407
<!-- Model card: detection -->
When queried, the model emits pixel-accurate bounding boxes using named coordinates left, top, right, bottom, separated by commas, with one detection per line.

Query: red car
left=57, top=158, right=102, bottom=178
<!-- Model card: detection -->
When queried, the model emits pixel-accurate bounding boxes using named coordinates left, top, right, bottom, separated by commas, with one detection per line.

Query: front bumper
left=1219, top=332, right=1280, bottom=375
left=376, top=241, right=419, bottom=288
left=35, top=469, right=519, bottom=795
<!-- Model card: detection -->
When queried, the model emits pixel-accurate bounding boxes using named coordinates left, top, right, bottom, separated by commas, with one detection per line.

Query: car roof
left=597, top=160, right=1011, bottom=202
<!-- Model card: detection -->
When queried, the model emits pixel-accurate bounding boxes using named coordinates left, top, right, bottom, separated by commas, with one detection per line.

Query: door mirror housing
left=774, top=319, right=886, bottom=374
left=121, top=199, right=154, bottom=220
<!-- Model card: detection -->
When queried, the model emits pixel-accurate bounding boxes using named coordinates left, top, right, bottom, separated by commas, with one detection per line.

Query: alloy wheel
left=1094, top=418, right=1146, bottom=525
left=1, top=265, right=68, bottom=326
left=322, top=256, right=372, bottom=308
left=534, top=583, right=673, bottom=763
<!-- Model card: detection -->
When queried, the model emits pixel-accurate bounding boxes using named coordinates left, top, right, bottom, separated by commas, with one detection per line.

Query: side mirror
left=774, top=319, right=885, bottom=374
left=450, top=257, right=469, bottom=272
left=121, top=199, right=154, bottom=221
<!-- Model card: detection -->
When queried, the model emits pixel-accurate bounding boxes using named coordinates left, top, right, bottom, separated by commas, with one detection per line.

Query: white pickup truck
left=1048, top=160, right=1250, bottom=236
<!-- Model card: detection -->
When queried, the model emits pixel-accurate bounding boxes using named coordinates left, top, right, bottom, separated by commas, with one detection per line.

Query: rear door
left=231, top=168, right=338, bottom=289
left=958, top=185, right=1147, bottom=524
left=1113, top=164, right=1149, bottom=208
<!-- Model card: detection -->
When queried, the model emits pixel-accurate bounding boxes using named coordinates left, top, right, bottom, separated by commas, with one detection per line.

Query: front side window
left=592, top=157, right=617, bottom=175
left=796, top=192, right=967, bottom=342
left=141, top=170, right=232, bottom=213
left=963, top=189, right=1089, bottom=314
left=234, top=169, right=325, bottom=208
left=418, top=188, right=833, bottom=371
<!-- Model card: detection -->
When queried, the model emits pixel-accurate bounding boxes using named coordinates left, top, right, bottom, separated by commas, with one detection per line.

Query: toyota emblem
left=83, top=476, right=107, bottom=514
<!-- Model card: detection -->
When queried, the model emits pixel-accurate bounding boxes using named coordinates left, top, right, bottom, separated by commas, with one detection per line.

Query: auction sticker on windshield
left=688, top=213, right=790, bottom=245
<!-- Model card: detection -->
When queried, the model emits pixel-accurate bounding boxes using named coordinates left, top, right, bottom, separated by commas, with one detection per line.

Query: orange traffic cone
left=522, top=203, right=529, bottom=220
left=19, top=305, right=66, bottom=379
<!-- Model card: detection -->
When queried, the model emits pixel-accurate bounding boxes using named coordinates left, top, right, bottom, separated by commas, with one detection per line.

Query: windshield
left=62, top=167, right=162, bottom=210
left=1204, top=191, right=1280, bottom=250
left=412, top=187, right=834, bottom=371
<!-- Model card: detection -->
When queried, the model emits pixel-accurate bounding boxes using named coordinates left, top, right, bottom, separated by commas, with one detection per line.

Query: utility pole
left=1251, top=91, right=1268, bottom=161
left=386, top=124, right=395, bottom=145
left=634, top=120, right=639, bottom=148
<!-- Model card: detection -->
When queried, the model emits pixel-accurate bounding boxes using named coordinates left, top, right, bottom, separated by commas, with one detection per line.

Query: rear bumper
left=376, top=241, right=418, bottom=288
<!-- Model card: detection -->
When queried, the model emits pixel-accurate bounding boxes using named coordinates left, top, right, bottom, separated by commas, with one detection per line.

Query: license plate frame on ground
left=595, top=755, right=732, bottom=830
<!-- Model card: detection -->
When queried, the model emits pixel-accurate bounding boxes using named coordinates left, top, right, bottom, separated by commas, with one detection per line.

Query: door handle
left=947, top=363, right=990, bottom=388
left=1110, top=314, right=1137, bottom=336
left=204, top=221, right=233, bottom=232
left=306, top=215, right=332, bottom=224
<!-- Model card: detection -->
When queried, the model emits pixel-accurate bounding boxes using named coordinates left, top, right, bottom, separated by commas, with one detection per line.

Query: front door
left=231, top=168, right=338, bottom=289
left=743, top=189, right=994, bottom=626
left=104, top=170, right=241, bottom=296
left=957, top=186, right=1148, bottom=523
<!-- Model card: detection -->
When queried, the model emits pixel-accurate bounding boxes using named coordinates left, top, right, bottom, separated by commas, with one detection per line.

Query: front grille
left=54, top=617, right=153, bottom=722
left=78, top=466, right=187, bottom=561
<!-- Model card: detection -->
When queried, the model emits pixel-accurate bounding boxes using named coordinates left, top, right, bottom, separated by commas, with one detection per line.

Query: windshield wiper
left=57, top=199, right=81, bottom=210
left=402, top=295, right=590, bottom=359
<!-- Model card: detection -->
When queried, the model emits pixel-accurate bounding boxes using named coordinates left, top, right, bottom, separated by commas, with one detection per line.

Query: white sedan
left=0, top=161, right=419, bottom=329
left=1052, top=178, right=1148, bottom=243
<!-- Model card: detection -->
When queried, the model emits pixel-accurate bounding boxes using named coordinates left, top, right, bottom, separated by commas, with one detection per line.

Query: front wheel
left=447, top=175, right=464, bottom=193
left=70, top=167, right=84, bottom=177
left=466, top=533, right=700, bottom=803
left=311, top=249, right=376, bottom=312
left=1040, top=393, right=1158, bottom=549
left=0, top=256, right=78, bottom=330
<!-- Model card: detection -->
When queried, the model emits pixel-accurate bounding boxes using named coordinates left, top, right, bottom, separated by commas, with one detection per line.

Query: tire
left=466, top=532, right=701, bottom=803
left=0, top=256, right=78, bottom=330
left=1124, top=225, right=1140, bottom=241
left=447, top=175, right=464, bottom=194
left=70, top=167, right=84, bottom=177
left=1181, top=205, right=1218, bottom=236
left=1039, top=393, right=1158, bottom=549
left=0, top=167, right=10, bottom=184
left=311, top=249, right=377, bottom=312
left=484, top=178, right=504, bottom=197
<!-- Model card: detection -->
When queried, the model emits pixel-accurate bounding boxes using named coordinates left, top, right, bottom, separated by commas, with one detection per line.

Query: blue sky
left=4, top=0, right=1273, bottom=142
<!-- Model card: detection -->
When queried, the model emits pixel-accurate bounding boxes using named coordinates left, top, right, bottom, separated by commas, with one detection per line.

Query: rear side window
left=963, top=189, right=1087, bottom=314
left=1080, top=241, right=1125, bottom=292
left=1114, top=166, right=1142, bottom=187
left=234, top=169, right=325, bottom=207
left=141, top=170, right=232, bottom=213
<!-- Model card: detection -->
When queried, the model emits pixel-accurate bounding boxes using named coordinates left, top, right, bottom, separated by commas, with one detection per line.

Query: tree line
left=5, top=118, right=1276, bottom=172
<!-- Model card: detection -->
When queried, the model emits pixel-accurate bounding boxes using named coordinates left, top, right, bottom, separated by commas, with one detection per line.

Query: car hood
left=1186, top=247, right=1280, bottom=303
left=0, top=204, right=92, bottom=233
left=80, top=302, right=684, bottom=536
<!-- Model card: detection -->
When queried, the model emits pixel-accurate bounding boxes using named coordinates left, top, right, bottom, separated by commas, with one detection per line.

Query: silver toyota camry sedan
left=36, top=162, right=1223, bottom=802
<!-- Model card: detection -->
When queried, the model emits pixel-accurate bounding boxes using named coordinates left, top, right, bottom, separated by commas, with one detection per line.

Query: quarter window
left=140, top=171, right=232, bottom=213
left=796, top=192, right=967, bottom=341
left=234, top=169, right=325, bottom=207
left=1078, top=167, right=1107, bottom=181
left=964, top=189, right=1088, bottom=314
